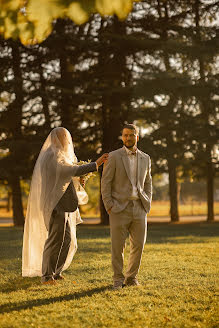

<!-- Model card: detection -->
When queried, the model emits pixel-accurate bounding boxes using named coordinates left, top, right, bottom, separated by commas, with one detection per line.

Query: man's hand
left=96, top=153, right=109, bottom=167
left=108, top=207, right=112, bottom=214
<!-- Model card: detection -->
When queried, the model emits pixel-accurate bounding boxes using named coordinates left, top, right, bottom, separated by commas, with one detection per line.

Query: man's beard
left=123, top=142, right=135, bottom=149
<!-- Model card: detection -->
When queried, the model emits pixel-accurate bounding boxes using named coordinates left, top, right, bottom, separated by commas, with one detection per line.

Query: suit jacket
left=101, top=147, right=152, bottom=214
left=56, top=162, right=97, bottom=212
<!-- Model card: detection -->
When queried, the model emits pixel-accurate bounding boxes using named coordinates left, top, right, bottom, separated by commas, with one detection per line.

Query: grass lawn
left=0, top=223, right=218, bottom=328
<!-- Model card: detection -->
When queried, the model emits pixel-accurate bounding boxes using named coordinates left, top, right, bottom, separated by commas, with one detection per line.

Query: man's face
left=122, top=128, right=139, bottom=149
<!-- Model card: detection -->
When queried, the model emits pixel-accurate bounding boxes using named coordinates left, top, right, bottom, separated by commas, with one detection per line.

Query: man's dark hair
left=122, top=123, right=139, bottom=135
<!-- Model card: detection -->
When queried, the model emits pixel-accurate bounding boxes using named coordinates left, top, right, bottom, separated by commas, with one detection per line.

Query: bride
left=22, top=127, right=108, bottom=284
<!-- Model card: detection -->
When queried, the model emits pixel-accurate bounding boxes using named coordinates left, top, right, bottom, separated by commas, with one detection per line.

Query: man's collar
left=123, top=145, right=137, bottom=155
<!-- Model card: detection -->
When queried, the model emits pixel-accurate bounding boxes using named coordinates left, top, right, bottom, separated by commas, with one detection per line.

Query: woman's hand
left=80, top=177, right=86, bottom=187
left=96, top=153, right=109, bottom=167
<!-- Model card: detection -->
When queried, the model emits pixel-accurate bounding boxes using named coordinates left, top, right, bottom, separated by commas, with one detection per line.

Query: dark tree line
left=0, top=0, right=218, bottom=225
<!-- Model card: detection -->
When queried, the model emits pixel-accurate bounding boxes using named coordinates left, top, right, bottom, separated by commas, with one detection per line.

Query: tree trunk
left=54, top=20, right=75, bottom=132
left=98, top=17, right=130, bottom=224
left=206, top=145, right=214, bottom=221
left=10, top=175, right=25, bottom=226
left=39, top=55, right=51, bottom=132
left=195, top=0, right=215, bottom=221
left=177, top=182, right=181, bottom=205
left=99, top=166, right=109, bottom=225
left=157, top=2, right=179, bottom=222
left=11, top=42, right=23, bottom=133
left=168, top=159, right=179, bottom=222
left=59, top=53, right=73, bottom=130
left=7, top=190, right=12, bottom=212
left=11, top=41, right=25, bottom=226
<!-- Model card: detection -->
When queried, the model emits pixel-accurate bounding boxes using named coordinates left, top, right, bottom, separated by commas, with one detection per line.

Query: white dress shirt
left=124, top=146, right=139, bottom=200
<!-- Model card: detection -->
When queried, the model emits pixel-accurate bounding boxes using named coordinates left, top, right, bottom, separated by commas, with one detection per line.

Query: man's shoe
left=53, top=274, right=64, bottom=280
left=42, top=278, right=57, bottom=285
left=125, top=278, right=141, bottom=287
left=112, top=281, right=125, bottom=291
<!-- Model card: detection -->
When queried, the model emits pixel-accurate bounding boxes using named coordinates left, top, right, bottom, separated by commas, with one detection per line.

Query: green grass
left=0, top=223, right=218, bottom=328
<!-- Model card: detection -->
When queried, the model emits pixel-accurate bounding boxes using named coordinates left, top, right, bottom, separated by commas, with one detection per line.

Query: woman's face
left=58, top=130, right=67, bottom=148
left=53, top=128, right=70, bottom=151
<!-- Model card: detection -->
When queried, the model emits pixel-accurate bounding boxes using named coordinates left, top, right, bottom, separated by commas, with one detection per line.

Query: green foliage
left=84, top=173, right=100, bottom=209
left=0, top=223, right=218, bottom=327
left=0, top=0, right=140, bottom=44
left=0, top=183, right=8, bottom=199
left=79, top=174, right=100, bottom=215
left=20, top=179, right=30, bottom=196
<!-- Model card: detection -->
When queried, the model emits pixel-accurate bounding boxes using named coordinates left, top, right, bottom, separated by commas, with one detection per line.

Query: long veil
left=22, top=127, right=88, bottom=277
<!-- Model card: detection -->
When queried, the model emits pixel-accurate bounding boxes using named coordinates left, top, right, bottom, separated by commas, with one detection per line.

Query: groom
left=101, top=124, right=152, bottom=290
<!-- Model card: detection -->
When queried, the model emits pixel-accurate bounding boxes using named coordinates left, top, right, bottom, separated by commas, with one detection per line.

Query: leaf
left=4, top=14, right=18, bottom=39
left=17, top=12, right=35, bottom=45
left=26, top=0, right=65, bottom=43
left=66, top=2, right=91, bottom=25
left=0, top=0, right=22, bottom=11
left=0, top=0, right=140, bottom=44
left=0, top=1, right=22, bottom=39
left=95, top=0, right=133, bottom=20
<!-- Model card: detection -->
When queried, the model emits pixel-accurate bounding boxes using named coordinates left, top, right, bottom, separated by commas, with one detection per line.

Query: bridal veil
left=22, top=127, right=88, bottom=277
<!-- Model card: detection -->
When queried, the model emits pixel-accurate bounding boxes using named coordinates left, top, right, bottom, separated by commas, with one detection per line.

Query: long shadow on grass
left=78, top=223, right=219, bottom=244
left=0, top=285, right=110, bottom=314
left=0, top=227, right=23, bottom=260
left=147, top=222, right=219, bottom=244
left=0, top=276, right=39, bottom=293
left=77, top=226, right=110, bottom=239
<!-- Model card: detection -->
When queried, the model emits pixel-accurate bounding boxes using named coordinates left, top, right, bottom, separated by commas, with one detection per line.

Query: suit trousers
left=109, top=200, right=147, bottom=283
left=41, top=207, right=71, bottom=282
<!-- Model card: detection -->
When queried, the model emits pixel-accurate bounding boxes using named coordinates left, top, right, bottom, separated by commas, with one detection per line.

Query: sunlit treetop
left=0, top=0, right=141, bottom=45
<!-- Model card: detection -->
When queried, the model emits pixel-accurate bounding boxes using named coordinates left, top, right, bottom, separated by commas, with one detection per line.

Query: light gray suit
left=101, top=147, right=152, bottom=284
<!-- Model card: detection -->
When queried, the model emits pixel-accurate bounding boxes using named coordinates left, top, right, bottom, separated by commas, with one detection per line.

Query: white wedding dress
left=22, top=127, right=88, bottom=277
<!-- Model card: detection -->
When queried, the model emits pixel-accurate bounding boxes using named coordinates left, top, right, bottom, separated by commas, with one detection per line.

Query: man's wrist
left=95, top=162, right=98, bottom=171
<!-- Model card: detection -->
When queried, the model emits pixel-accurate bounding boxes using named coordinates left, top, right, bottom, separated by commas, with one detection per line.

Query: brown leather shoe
left=54, top=274, right=64, bottom=281
left=112, top=281, right=125, bottom=290
left=42, top=279, right=57, bottom=285
left=125, top=278, right=140, bottom=287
